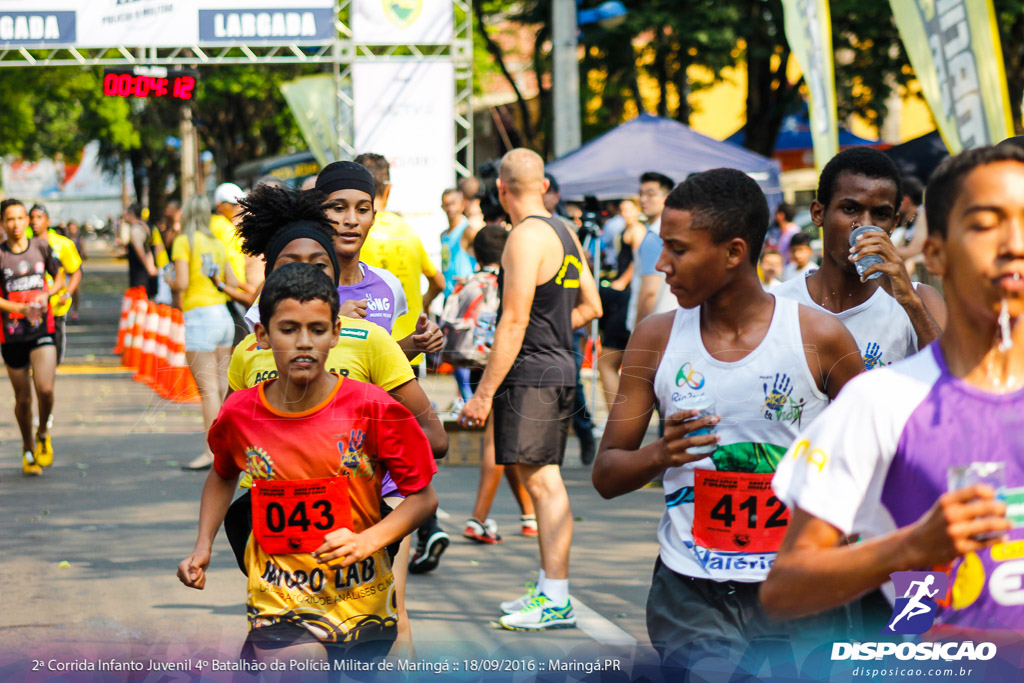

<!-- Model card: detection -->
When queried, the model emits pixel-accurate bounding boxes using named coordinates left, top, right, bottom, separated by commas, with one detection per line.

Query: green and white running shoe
left=499, top=593, right=576, bottom=631
left=499, top=581, right=538, bottom=615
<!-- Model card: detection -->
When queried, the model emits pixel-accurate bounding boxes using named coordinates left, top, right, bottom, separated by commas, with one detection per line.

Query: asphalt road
left=0, top=247, right=670, bottom=681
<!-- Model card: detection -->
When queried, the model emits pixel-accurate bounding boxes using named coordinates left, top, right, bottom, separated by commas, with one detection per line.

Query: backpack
left=440, top=268, right=500, bottom=368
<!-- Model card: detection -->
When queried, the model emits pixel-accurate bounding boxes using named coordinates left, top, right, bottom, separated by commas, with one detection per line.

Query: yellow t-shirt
left=152, top=227, right=169, bottom=269
left=170, top=232, right=230, bottom=311
left=227, top=318, right=414, bottom=392
left=46, top=231, right=81, bottom=317
left=209, top=213, right=247, bottom=285
left=361, top=211, right=439, bottom=347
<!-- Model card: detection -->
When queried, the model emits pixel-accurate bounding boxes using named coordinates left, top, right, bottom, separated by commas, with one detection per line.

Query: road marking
left=57, top=365, right=132, bottom=376
left=569, top=593, right=638, bottom=646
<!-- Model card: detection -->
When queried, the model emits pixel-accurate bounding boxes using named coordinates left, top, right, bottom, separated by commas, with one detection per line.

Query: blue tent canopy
left=726, top=113, right=879, bottom=151
left=546, top=114, right=782, bottom=204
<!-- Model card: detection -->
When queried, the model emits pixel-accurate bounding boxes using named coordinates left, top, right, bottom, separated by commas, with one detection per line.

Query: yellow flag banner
left=781, top=0, right=839, bottom=171
left=889, top=0, right=1014, bottom=153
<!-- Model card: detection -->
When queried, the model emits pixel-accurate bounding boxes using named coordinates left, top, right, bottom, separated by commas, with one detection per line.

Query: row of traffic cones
left=114, top=287, right=200, bottom=403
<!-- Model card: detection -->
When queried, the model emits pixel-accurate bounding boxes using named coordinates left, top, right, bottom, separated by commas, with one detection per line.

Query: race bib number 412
left=692, top=470, right=789, bottom=553
left=252, top=477, right=351, bottom=554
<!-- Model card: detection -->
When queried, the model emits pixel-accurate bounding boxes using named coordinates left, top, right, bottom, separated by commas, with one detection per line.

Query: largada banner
left=781, top=0, right=838, bottom=172
left=889, top=0, right=1014, bottom=152
left=0, top=0, right=336, bottom=48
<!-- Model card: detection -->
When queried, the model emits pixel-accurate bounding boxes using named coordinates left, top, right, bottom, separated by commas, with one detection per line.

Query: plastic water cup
left=849, top=225, right=886, bottom=281
left=673, top=394, right=717, bottom=455
left=948, top=462, right=1007, bottom=541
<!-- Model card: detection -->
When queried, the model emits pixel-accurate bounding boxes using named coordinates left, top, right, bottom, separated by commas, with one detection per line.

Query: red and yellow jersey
left=208, top=375, right=436, bottom=643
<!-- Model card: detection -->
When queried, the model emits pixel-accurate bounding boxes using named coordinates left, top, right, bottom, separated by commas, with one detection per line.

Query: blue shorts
left=183, top=304, right=234, bottom=352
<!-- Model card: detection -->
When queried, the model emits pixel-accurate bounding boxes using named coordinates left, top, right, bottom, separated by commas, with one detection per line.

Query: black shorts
left=646, top=557, right=848, bottom=671
left=493, top=384, right=574, bottom=466
left=53, top=315, right=67, bottom=365
left=598, top=285, right=630, bottom=350
left=1, top=335, right=56, bottom=369
left=240, top=620, right=396, bottom=664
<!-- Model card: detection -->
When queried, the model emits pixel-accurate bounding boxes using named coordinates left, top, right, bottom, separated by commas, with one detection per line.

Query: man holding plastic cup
left=764, top=146, right=1024, bottom=637
left=773, top=148, right=946, bottom=369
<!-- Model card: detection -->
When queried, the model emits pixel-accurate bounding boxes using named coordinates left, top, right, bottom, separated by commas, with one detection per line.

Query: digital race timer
left=102, top=67, right=197, bottom=100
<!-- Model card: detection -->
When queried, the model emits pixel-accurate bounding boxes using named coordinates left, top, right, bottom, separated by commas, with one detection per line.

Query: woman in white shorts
left=171, top=195, right=243, bottom=470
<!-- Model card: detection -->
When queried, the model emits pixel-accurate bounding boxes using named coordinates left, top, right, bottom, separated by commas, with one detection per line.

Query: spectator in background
left=459, top=175, right=485, bottom=233
left=601, top=200, right=625, bottom=269
left=66, top=220, right=85, bottom=320
left=171, top=194, right=242, bottom=472
left=123, top=203, right=159, bottom=298
left=759, top=248, right=784, bottom=290
left=768, top=201, right=801, bottom=263
left=628, top=171, right=676, bottom=332
left=894, top=176, right=926, bottom=277
left=782, top=232, right=818, bottom=281
left=440, top=186, right=478, bottom=404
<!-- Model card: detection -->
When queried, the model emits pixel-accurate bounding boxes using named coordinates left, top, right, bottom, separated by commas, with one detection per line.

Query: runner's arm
left=798, top=305, right=864, bottom=399
left=0, top=297, right=28, bottom=315
left=64, top=268, right=83, bottom=298
left=172, top=259, right=189, bottom=294
left=177, top=468, right=239, bottom=589
left=388, top=380, right=448, bottom=459
left=761, top=486, right=1010, bottom=619
left=910, top=284, right=946, bottom=348
left=569, top=228, right=602, bottom=329
left=315, top=484, right=437, bottom=568
left=593, top=313, right=717, bottom=497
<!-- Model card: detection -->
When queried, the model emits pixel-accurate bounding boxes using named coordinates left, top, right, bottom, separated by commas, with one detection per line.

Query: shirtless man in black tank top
left=459, top=149, right=602, bottom=630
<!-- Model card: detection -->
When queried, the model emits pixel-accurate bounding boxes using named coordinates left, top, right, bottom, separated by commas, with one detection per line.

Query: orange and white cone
left=112, top=287, right=140, bottom=355
left=134, top=301, right=160, bottom=387
left=152, top=304, right=173, bottom=396
left=163, top=308, right=200, bottom=403
left=122, top=294, right=148, bottom=369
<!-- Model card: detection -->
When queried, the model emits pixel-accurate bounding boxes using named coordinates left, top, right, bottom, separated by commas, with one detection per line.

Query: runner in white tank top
left=783, top=148, right=946, bottom=370
left=653, top=296, right=828, bottom=582
left=593, top=169, right=865, bottom=669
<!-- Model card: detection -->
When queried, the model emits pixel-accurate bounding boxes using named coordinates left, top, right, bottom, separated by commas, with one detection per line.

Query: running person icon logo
left=883, top=571, right=950, bottom=634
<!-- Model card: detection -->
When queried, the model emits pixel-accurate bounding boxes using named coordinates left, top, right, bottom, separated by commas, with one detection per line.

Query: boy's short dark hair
left=353, top=153, right=390, bottom=192
left=789, top=232, right=813, bottom=249
left=816, top=148, right=902, bottom=209
left=258, top=262, right=339, bottom=326
left=640, top=171, right=675, bottom=193
left=775, top=202, right=795, bottom=221
left=0, top=198, right=24, bottom=218
left=473, top=225, right=508, bottom=267
left=902, top=176, right=924, bottom=206
left=664, top=168, right=769, bottom=265
left=926, top=145, right=1024, bottom=238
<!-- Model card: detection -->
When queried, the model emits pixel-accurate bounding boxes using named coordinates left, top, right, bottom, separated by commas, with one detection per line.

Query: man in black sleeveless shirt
left=460, top=149, right=602, bottom=630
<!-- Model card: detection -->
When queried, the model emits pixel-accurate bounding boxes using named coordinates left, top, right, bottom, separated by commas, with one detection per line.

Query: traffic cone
left=133, top=301, right=160, bottom=387
left=112, top=287, right=139, bottom=355
left=163, top=308, right=200, bottom=403
left=582, top=337, right=599, bottom=370
left=122, top=294, right=148, bottom=369
left=152, top=305, right=173, bottom=396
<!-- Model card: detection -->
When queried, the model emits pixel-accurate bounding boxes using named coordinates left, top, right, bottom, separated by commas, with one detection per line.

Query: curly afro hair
left=235, top=184, right=335, bottom=258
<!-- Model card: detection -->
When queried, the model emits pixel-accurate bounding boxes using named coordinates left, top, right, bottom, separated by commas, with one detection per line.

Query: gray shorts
left=493, top=384, right=574, bottom=466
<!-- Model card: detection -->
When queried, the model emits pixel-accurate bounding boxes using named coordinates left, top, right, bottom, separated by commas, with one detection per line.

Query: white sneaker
left=499, top=593, right=576, bottom=631
left=500, top=582, right=538, bottom=615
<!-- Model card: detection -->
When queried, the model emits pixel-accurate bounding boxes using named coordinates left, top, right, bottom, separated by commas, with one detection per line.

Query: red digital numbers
left=102, top=70, right=196, bottom=101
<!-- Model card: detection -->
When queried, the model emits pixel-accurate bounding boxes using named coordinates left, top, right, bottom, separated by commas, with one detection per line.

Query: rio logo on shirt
left=676, top=362, right=705, bottom=390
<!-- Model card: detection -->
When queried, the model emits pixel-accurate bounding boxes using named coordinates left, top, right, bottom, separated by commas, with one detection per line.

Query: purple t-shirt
left=337, top=263, right=407, bottom=334
left=774, top=342, right=1024, bottom=632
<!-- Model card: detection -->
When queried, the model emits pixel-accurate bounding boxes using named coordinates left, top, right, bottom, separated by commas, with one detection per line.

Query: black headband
left=315, top=161, right=375, bottom=199
left=264, top=222, right=340, bottom=286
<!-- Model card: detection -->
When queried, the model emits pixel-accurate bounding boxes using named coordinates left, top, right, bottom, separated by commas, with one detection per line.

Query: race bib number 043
left=252, top=477, right=351, bottom=554
left=692, top=470, right=789, bottom=553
